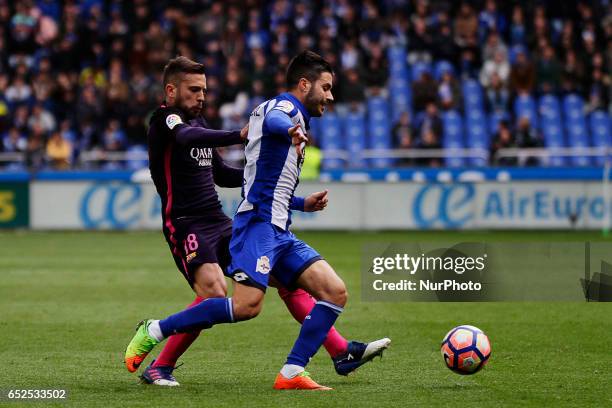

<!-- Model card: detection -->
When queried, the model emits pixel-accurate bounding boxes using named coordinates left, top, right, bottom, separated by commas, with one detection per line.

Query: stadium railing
left=3, top=148, right=612, bottom=168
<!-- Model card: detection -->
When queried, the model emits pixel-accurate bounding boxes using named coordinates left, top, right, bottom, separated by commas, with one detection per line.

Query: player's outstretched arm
left=212, top=149, right=244, bottom=188
left=162, top=111, right=244, bottom=147
left=174, top=124, right=243, bottom=147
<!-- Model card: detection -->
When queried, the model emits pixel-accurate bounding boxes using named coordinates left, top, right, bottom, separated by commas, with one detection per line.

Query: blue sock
left=158, top=297, right=234, bottom=337
left=285, top=301, right=343, bottom=367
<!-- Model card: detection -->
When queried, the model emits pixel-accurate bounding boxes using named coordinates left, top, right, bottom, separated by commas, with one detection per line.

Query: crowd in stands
left=0, top=0, right=610, bottom=170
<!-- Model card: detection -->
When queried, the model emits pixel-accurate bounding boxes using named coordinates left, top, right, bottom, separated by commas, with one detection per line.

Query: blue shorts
left=226, top=212, right=322, bottom=292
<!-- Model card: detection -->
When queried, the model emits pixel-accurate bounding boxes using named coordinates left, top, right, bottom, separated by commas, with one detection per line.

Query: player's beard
left=176, top=91, right=202, bottom=119
left=304, top=88, right=327, bottom=117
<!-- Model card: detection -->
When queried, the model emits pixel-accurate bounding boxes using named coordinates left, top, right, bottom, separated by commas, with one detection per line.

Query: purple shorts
left=163, top=216, right=233, bottom=287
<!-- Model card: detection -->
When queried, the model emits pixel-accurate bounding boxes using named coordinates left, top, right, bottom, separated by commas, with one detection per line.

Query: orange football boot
left=273, top=371, right=332, bottom=390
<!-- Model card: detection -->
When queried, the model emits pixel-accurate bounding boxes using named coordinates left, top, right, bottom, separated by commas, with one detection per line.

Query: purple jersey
left=147, top=105, right=244, bottom=226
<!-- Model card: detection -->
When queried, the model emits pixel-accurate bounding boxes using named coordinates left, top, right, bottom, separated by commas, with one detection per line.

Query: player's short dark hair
left=162, top=56, right=206, bottom=86
left=285, top=50, right=333, bottom=89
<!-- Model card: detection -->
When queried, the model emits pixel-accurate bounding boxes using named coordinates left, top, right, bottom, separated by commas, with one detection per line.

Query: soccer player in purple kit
left=125, top=56, right=390, bottom=387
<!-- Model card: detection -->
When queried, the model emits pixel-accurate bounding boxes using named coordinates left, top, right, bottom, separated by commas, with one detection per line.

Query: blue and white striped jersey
left=236, top=92, right=310, bottom=230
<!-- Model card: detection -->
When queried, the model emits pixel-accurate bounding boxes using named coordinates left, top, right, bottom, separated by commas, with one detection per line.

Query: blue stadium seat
left=562, top=94, right=585, bottom=123
left=541, top=121, right=566, bottom=166
left=466, top=108, right=486, bottom=124
left=488, top=111, right=509, bottom=135
left=465, top=111, right=491, bottom=167
left=462, top=79, right=484, bottom=111
left=590, top=110, right=611, bottom=166
left=433, top=60, right=454, bottom=81
left=539, top=95, right=564, bottom=166
left=389, top=76, right=409, bottom=90
left=514, top=94, right=538, bottom=128
left=566, top=121, right=591, bottom=166
left=389, top=79, right=412, bottom=121
left=411, top=61, right=432, bottom=82
left=309, top=115, right=320, bottom=138
left=388, top=46, right=408, bottom=79
left=318, top=113, right=345, bottom=170
left=442, top=110, right=465, bottom=167
left=367, top=97, right=393, bottom=168
left=342, top=110, right=367, bottom=169
left=559, top=95, right=590, bottom=166
left=590, top=111, right=611, bottom=146
left=509, top=45, right=527, bottom=64
left=538, top=94, right=561, bottom=122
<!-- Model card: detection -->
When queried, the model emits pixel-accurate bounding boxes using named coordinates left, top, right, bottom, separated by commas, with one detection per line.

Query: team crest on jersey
left=256, top=256, right=271, bottom=274
left=275, top=100, right=294, bottom=114
left=186, top=251, right=197, bottom=263
left=166, top=113, right=183, bottom=129
left=190, top=147, right=212, bottom=166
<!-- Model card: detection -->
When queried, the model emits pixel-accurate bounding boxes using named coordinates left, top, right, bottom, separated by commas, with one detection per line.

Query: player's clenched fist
left=304, top=190, right=329, bottom=212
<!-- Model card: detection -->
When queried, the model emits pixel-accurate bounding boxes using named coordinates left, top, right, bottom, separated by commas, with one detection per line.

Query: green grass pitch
left=1, top=230, right=611, bottom=407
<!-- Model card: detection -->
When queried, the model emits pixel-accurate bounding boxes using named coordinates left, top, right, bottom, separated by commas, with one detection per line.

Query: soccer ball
left=441, top=325, right=491, bottom=375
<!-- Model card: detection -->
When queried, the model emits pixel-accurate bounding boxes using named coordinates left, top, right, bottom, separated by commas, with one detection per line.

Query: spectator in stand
left=408, top=15, right=433, bottom=63
left=490, top=120, right=517, bottom=166
left=3, top=127, right=27, bottom=156
left=46, top=130, right=72, bottom=170
left=415, top=129, right=442, bottom=167
left=478, top=0, right=507, bottom=41
left=433, top=15, right=458, bottom=64
left=486, top=72, right=510, bottom=113
left=535, top=45, right=561, bottom=94
left=393, top=111, right=414, bottom=166
left=454, top=3, right=479, bottom=50
left=438, top=70, right=462, bottom=111
left=5, top=75, right=32, bottom=106
left=340, top=40, right=361, bottom=71
left=482, top=31, right=507, bottom=64
left=509, top=5, right=526, bottom=46
left=587, top=66, right=610, bottom=112
left=479, top=49, right=510, bottom=88
left=77, top=86, right=104, bottom=127
left=102, top=119, right=126, bottom=152
left=412, top=71, right=438, bottom=112
left=28, top=104, right=56, bottom=135
left=515, top=116, right=543, bottom=166
left=101, top=119, right=126, bottom=168
left=338, top=68, right=366, bottom=104
left=0, top=0, right=609, bottom=171
left=416, top=102, right=443, bottom=149
left=560, top=49, right=586, bottom=95
left=509, top=49, right=535, bottom=95
left=362, top=43, right=388, bottom=92
left=11, top=105, right=30, bottom=134
left=26, top=124, right=45, bottom=170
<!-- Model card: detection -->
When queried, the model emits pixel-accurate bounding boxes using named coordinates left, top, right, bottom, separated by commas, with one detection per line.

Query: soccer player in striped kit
left=125, top=53, right=390, bottom=389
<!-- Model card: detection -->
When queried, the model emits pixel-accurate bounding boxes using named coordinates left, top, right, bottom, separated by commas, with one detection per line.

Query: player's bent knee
left=232, top=298, right=263, bottom=320
left=194, top=283, right=226, bottom=299
left=231, top=282, right=265, bottom=321
left=329, top=284, right=348, bottom=307
left=233, top=302, right=262, bottom=321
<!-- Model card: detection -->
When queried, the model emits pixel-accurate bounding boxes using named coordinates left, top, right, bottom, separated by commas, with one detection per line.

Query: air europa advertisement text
left=29, top=181, right=611, bottom=230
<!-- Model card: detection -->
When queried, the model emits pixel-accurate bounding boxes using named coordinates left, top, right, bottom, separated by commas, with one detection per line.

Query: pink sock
left=152, top=296, right=204, bottom=368
left=277, top=287, right=349, bottom=358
